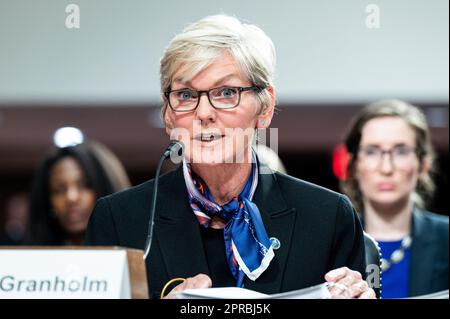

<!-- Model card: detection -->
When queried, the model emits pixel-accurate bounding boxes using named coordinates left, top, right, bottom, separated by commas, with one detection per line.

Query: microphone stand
left=143, top=140, right=183, bottom=259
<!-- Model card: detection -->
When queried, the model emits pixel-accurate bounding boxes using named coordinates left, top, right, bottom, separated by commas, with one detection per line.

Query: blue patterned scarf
left=182, top=153, right=274, bottom=287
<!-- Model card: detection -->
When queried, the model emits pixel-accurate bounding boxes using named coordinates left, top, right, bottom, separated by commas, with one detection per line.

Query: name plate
left=0, top=249, right=131, bottom=299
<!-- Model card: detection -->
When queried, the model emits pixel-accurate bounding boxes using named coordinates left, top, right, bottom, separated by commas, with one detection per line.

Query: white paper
left=407, top=290, right=449, bottom=299
left=175, top=283, right=331, bottom=299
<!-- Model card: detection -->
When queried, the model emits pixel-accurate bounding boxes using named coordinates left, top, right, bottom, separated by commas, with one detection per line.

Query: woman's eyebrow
left=210, top=74, right=239, bottom=87
left=173, top=74, right=239, bottom=89
left=361, top=142, right=410, bottom=148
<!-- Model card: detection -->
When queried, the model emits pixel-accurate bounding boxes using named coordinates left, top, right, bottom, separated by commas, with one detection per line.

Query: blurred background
left=0, top=0, right=448, bottom=243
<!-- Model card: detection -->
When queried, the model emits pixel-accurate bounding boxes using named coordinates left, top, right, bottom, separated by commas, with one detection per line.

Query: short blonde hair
left=160, top=14, right=276, bottom=116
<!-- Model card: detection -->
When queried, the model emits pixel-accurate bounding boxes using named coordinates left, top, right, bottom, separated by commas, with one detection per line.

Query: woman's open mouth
left=194, top=133, right=225, bottom=145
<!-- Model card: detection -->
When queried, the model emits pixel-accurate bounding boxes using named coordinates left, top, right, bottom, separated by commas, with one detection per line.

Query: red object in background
left=332, top=144, right=350, bottom=181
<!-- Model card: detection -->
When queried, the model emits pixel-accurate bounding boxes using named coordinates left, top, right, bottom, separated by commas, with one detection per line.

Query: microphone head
left=164, top=140, right=184, bottom=159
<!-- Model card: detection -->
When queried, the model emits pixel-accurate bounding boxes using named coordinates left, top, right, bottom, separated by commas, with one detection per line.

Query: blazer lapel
left=244, top=167, right=297, bottom=294
left=153, top=166, right=210, bottom=279
left=409, top=208, right=435, bottom=296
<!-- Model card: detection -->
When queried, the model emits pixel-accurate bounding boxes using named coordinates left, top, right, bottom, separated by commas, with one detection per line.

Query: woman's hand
left=164, top=274, right=212, bottom=299
left=325, top=267, right=376, bottom=299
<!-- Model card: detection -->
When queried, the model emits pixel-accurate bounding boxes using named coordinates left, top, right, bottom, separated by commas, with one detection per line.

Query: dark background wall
left=0, top=103, right=448, bottom=237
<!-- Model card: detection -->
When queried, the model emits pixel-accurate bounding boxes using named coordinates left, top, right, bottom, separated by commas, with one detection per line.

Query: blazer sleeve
left=329, top=195, right=367, bottom=277
left=85, top=197, right=120, bottom=246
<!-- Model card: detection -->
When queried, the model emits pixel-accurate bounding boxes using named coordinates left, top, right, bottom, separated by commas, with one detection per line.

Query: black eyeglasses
left=164, top=85, right=265, bottom=112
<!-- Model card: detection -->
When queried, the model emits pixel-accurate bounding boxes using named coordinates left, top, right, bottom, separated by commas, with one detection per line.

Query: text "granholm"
left=0, top=275, right=108, bottom=293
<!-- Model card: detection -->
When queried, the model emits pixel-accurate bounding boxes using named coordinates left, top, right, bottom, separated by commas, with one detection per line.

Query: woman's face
left=49, top=156, right=96, bottom=235
left=164, top=52, right=274, bottom=165
left=355, top=116, right=424, bottom=209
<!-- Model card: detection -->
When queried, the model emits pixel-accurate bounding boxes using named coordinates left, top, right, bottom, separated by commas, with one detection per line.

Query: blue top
left=379, top=240, right=411, bottom=298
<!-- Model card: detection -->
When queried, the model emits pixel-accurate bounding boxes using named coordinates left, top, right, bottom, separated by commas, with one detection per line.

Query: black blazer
left=408, top=208, right=449, bottom=296
left=85, top=165, right=366, bottom=298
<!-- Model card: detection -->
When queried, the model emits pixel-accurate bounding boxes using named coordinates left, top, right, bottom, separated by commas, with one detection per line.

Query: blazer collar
left=409, top=207, right=435, bottom=295
left=154, top=163, right=296, bottom=294
left=152, top=165, right=210, bottom=280
left=244, top=165, right=297, bottom=294
left=411, top=207, right=433, bottom=243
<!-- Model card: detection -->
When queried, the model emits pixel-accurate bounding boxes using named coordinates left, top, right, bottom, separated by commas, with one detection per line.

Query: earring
left=259, top=119, right=265, bottom=126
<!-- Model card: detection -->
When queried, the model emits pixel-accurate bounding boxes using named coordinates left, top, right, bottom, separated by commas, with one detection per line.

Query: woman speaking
left=86, top=14, right=375, bottom=299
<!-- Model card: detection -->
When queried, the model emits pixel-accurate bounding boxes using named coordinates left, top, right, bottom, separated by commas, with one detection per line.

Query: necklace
left=380, top=235, right=412, bottom=272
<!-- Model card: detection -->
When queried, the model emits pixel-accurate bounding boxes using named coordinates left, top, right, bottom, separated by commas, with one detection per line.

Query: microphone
left=143, top=140, right=184, bottom=259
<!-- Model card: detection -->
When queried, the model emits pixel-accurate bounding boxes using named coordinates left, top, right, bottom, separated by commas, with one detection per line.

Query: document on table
left=407, top=290, right=449, bottom=299
left=175, top=282, right=332, bottom=299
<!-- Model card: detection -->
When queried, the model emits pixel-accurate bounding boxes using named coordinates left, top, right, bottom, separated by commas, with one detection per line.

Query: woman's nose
left=195, top=94, right=216, bottom=123
left=65, top=186, right=81, bottom=202
left=379, top=153, right=394, bottom=174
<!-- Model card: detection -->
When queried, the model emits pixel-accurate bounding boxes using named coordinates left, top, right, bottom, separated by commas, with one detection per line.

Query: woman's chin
left=187, top=149, right=230, bottom=164
left=63, top=223, right=88, bottom=236
left=370, top=192, right=409, bottom=208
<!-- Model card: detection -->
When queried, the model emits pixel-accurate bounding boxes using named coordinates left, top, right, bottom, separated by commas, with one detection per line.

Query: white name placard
left=0, top=249, right=131, bottom=299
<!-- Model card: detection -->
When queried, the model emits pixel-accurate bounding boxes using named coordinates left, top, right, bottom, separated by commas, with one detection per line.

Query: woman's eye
left=52, top=186, right=66, bottom=195
left=219, top=87, right=237, bottom=98
left=394, top=147, right=410, bottom=156
left=177, top=90, right=193, bottom=100
left=364, top=148, right=379, bottom=156
left=78, top=180, right=91, bottom=190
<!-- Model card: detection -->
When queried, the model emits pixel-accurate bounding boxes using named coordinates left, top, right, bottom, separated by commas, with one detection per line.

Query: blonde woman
left=87, top=15, right=375, bottom=299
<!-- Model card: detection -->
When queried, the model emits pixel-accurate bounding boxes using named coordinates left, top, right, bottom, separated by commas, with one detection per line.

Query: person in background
left=0, top=193, right=29, bottom=245
left=341, top=99, right=449, bottom=298
left=28, top=140, right=131, bottom=245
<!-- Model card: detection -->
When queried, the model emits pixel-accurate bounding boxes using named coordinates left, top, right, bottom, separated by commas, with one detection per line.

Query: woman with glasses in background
left=341, top=99, right=449, bottom=298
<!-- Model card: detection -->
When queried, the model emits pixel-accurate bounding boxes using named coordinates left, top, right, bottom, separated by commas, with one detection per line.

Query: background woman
left=341, top=99, right=449, bottom=298
left=28, top=140, right=130, bottom=245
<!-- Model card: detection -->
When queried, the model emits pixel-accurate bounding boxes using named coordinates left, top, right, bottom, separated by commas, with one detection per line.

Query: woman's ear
left=267, top=85, right=276, bottom=106
left=419, top=155, right=432, bottom=177
left=351, top=155, right=361, bottom=181
left=257, top=86, right=275, bottom=129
